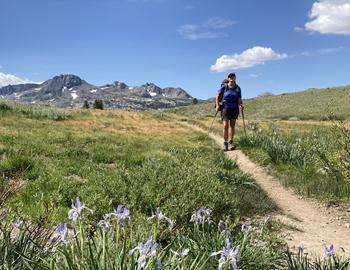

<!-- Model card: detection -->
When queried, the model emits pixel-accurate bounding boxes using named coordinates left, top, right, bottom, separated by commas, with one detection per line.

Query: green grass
left=238, top=123, right=350, bottom=202
left=1, top=101, right=349, bottom=269
left=0, top=100, right=72, bottom=120
left=160, top=85, right=350, bottom=203
left=0, top=102, right=289, bottom=269
left=244, top=86, right=350, bottom=121
left=0, top=104, right=276, bottom=226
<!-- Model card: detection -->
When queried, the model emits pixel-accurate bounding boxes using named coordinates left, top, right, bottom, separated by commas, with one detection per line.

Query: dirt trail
left=186, top=123, right=350, bottom=257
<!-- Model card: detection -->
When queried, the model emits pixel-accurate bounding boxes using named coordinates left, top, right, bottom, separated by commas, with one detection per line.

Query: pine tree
left=93, top=99, right=104, bottom=110
left=82, top=100, right=90, bottom=109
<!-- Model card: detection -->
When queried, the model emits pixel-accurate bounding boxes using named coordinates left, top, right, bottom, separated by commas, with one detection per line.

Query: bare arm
left=238, top=98, right=244, bottom=110
left=215, top=94, right=221, bottom=111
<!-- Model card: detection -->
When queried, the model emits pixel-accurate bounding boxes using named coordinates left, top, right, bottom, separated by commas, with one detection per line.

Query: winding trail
left=186, top=122, right=350, bottom=257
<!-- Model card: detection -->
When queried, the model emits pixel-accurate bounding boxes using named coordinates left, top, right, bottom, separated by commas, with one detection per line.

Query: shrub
left=82, top=100, right=90, bottom=109
left=93, top=99, right=104, bottom=110
left=0, top=102, right=12, bottom=112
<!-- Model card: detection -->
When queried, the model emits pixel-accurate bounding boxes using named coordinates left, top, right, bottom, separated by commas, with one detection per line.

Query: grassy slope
left=163, top=86, right=350, bottom=202
left=245, top=86, right=350, bottom=120
left=170, top=85, right=350, bottom=122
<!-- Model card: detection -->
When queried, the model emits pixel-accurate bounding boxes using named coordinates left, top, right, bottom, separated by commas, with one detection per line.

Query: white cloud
left=210, top=46, right=287, bottom=72
left=305, top=0, right=350, bottom=34
left=0, top=72, right=36, bottom=87
left=178, top=17, right=235, bottom=40
left=294, top=26, right=304, bottom=32
left=203, top=17, right=235, bottom=29
left=301, top=47, right=343, bottom=56
left=0, top=65, right=3, bottom=69
left=249, top=73, right=258, bottom=78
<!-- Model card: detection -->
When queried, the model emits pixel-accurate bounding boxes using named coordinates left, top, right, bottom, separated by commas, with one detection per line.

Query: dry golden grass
left=63, top=110, right=191, bottom=137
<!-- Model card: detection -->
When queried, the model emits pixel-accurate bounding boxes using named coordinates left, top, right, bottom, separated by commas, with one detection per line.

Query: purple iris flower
left=51, top=223, right=72, bottom=245
left=190, top=207, right=213, bottom=225
left=129, top=236, right=158, bottom=270
left=97, top=219, right=112, bottom=231
left=323, top=244, right=335, bottom=258
left=105, top=204, right=131, bottom=226
left=68, top=197, right=93, bottom=224
left=147, top=207, right=175, bottom=229
left=157, top=260, right=162, bottom=269
left=211, top=239, right=240, bottom=270
left=147, top=208, right=165, bottom=221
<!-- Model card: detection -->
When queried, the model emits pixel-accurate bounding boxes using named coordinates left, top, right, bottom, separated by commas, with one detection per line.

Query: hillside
left=183, top=85, right=350, bottom=121
left=245, top=85, right=350, bottom=120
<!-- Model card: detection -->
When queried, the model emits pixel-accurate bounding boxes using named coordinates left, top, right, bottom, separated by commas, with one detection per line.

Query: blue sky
left=1, top=0, right=350, bottom=99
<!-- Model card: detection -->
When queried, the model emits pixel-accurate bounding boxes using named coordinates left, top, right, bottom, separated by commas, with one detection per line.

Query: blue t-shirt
left=217, top=84, right=242, bottom=109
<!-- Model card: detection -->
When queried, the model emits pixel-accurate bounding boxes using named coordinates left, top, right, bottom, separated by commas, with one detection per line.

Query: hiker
left=215, top=72, right=244, bottom=151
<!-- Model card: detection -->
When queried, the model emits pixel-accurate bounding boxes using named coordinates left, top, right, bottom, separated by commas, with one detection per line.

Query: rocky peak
left=163, top=87, right=192, bottom=99
left=45, top=74, right=83, bottom=89
left=142, top=83, right=162, bottom=95
left=40, top=74, right=85, bottom=96
left=0, top=83, right=40, bottom=96
left=113, top=81, right=128, bottom=89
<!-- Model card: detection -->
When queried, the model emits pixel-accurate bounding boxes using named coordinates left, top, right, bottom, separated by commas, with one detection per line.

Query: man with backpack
left=215, top=72, right=244, bottom=151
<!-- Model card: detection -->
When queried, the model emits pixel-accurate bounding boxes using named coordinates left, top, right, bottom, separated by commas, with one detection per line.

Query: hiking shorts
left=221, top=107, right=239, bottom=121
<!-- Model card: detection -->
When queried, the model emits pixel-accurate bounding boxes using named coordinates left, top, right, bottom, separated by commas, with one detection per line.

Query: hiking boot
left=223, top=141, right=229, bottom=151
left=229, top=140, right=236, bottom=150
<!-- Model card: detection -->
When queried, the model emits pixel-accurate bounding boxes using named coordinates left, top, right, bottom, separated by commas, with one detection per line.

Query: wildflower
left=211, top=239, right=240, bottom=270
left=323, top=244, right=335, bottom=259
left=297, top=244, right=305, bottom=253
left=157, top=260, right=162, bottom=269
left=51, top=223, right=74, bottom=245
left=68, top=197, right=93, bottom=224
left=98, top=219, right=112, bottom=231
left=241, top=224, right=252, bottom=233
left=129, top=236, right=158, bottom=270
left=13, top=220, right=23, bottom=228
left=147, top=207, right=165, bottom=221
left=218, top=220, right=231, bottom=235
left=147, top=207, right=175, bottom=229
left=167, top=218, right=175, bottom=229
left=105, top=204, right=131, bottom=226
left=263, top=215, right=272, bottom=225
left=190, top=207, right=213, bottom=225
left=171, top=248, right=189, bottom=264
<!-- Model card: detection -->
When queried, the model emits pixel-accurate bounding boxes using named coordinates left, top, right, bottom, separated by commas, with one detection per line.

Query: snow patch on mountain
left=0, top=72, right=36, bottom=87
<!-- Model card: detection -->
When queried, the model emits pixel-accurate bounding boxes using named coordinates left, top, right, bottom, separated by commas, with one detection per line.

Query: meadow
left=0, top=97, right=349, bottom=269
left=0, top=101, right=284, bottom=269
left=165, top=85, right=350, bottom=203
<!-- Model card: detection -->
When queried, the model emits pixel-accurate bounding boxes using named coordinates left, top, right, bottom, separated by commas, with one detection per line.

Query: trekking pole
left=208, top=110, right=218, bottom=136
left=241, top=107, right=247, bottom=136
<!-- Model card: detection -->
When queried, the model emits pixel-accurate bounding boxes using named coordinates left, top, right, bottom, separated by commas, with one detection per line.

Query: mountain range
left=0, top=74, right=193, bottom=110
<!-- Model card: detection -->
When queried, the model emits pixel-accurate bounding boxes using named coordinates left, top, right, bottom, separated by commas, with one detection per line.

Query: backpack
left=215, top=79, right=229, bottom=111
